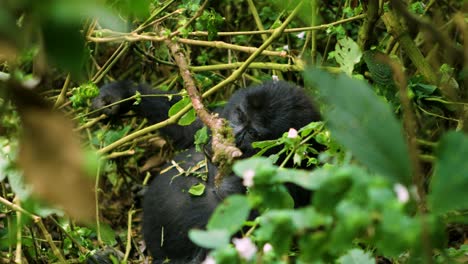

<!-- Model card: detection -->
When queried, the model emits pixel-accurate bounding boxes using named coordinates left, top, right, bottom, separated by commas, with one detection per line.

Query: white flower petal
left=233, top=237, right=257, bottom=260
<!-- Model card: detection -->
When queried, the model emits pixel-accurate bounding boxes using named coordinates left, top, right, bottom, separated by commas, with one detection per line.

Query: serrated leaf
left=188, top=183, right=205, bottom=196
left=337, top=248, right=375, bottom=264
left=188, top=229, right=230, bottom=249
left=304, top=68, right=411, bottom=185
left=207, top=195, right=250, bottom=234
left=429, top=131, right=468, bottom=215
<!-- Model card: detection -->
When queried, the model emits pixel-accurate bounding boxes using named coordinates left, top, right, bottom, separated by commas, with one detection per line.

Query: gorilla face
left=222, top=81, right=320, bottom=157
left=90, top=81, right=136, bottom=117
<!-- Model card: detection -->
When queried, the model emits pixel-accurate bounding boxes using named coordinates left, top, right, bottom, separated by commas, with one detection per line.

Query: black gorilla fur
left=90, top=80, right=320, bottom=263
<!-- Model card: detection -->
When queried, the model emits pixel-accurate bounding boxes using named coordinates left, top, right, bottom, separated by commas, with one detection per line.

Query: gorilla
left=88, top=80, right=320, bottom=263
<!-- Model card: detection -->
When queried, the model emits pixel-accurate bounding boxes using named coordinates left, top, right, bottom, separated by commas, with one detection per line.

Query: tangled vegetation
left=0, top=0, right=467, bottom=263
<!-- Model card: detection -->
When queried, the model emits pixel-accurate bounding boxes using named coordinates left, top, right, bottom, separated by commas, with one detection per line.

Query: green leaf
left=233, top=157, right=277, bottom=185
left=337, top=249, right=375, bottom=264
left=195, top=126, right=209, bottom=152
left=7, top=171, right=31, bottom=200
left=168, top=97, right=191, bottom=117
left=178, top=108, right=196, bottom=126
left=313, top=169, right=353, bottom=214
left=304, top=68, right=411, bottom=185
left=250, top=185, right=294, bottom=209
left=103, top=126, right=132, bottom=146
left=375, top=207, right=420, bottom=257
left=188, top=183, right=205, bottom=196
left=207, top=195, right=251, bottom=235
left=70, top=83, right=99, bottom=108
left=257, top=210, right=295, bottom=255
left=429, top=131, right=468, bottom=215
left=275, top=168, right=322, bottom=190
left=334, top=36, right=362, bottom=76
left=96, top=222, right=117, bottom=246
left=188, top=229, right=230, bottom=249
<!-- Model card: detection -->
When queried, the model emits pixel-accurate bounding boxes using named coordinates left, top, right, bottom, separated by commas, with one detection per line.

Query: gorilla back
left=143, top=148, right=244, bottom=264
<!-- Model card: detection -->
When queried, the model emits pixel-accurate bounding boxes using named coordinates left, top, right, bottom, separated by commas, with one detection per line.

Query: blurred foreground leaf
left=304, top=68, right=411, bottom=185
left=207, top=195, right=250, bottom=235
left=10, top=84, right=96, bottom=221
left=429, top=131, right=468, bottom=215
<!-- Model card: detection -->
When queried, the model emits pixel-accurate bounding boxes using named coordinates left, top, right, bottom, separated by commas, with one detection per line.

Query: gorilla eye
left=236, top=107, right=246, bottom=123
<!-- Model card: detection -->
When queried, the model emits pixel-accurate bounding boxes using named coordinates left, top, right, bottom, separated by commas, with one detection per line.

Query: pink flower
left=242, top=169, right=255, bottom=187
left=296, top=31, right=305, bottom=39
left=287, top=128, right=298, bottom=138
left=263, top=243, right=273, bottom=253
left=233, top=237, right=257, bottom=260
left=394, top=183, right=409, bottom=203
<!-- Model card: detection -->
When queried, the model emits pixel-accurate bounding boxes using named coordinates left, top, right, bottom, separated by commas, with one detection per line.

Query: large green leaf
left=304, top=68, right=411, bottom=185
left=207, top=195, right=251, bottom=235
left=429, top=131, right=468, bottom=215
left=188, top=229, right=230, bottom=249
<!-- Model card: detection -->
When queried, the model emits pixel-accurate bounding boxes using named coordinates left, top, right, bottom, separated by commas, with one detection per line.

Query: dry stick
left=49, top=217, right=88, bottom=254
left=123, top=209, right=136, bottom=262
left=201, top=1, right=305, bottom=99
left=246, top=0, right=284, bottom=79
left=177, top=38, right=286, bottom=57
left=94, top=157, right=103, bottom=245
left=92, top=43, right=129, bottom=83
left=381, top=10, right=437, bottom=84
left=170, top=0, right=208, bottom=37
left=357, top=0, right=380, bottom=50
left=310, top=0, right=318, bottom=61
left=454, top=13, right=468, bottom=133
left=96, top=2, right=304, bottom=156
left=190, top=62, right=302, bottom=72
left=389, top=59, right=432, bottom=264
left=88, top=34, right=286, bottom=57
left=90, top=1, right=175, bottom=83
left=0, top=196, right=67, bottom=263
left=387, top=59, right=424, bottom=203
left=188, top=14, right=366, bottom=36
left=53, top=74, right=70, bottom=109
left=390, top=0, right=464, bottom=63
left=105, top=149, right=136, bottom=159
left=169, top=3, right=306, bottom=184
left=14, top=198, right=22, bottom=264
left=137, top=1, right=179, bottom=31
left=320, top=0, right=346, bottom=66
left=166, top=40, right=242, bottom=181
left=97, top=111, right=186, bottom=155
left=89, top=14, right=365, bottom=41
left=73, top=114, right=107, bottom=132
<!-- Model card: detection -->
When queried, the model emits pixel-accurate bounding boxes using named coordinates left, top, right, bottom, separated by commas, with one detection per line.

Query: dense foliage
left=0, top=0, right=467, bottom=263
